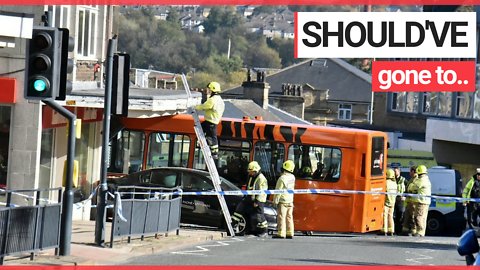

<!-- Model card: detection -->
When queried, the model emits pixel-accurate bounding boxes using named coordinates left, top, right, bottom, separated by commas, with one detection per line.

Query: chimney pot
left=243, top=116, right=251, bottom=121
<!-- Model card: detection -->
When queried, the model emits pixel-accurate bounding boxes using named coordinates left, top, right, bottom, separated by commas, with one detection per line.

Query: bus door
left=354, top=136, right=386, bottom=232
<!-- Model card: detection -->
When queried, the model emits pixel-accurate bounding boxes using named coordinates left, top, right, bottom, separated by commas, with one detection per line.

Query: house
left=224, top=58, right=373, bottom=126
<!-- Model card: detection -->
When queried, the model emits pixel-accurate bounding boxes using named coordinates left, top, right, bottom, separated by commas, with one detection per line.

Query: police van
left=399, top=166, right=465, bottom=236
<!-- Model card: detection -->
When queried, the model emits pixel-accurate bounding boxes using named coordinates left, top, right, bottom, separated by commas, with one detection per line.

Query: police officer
left=462, top=168, right=480, bottom=227
left=231, top=161, right=268, bottom=237
left=408, top=165, right=431, bottom=237
left=393, top=167, right=406, bottom=233
left=273, top=160, right=296, bottom=239
left=195, top=82, right=225, bottom=161
left=382, top=169, right=397, bottom=236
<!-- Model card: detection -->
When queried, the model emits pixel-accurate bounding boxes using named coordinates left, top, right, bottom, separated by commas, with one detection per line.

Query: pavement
left=2, top=220, right=227, bottom=266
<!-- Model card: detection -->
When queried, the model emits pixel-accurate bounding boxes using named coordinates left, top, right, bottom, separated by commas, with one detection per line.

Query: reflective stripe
left=257, top=221, right=268, bottom=228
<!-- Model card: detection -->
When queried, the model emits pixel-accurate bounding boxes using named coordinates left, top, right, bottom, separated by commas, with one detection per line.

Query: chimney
left=242, top=70, right=270, bottom=110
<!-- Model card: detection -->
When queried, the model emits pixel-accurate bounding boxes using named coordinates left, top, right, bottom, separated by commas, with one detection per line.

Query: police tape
left=118, top=188, right=480, bottom=204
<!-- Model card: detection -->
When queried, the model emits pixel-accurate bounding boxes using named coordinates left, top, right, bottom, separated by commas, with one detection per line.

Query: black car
left=108, top=167, right=277, bottom=235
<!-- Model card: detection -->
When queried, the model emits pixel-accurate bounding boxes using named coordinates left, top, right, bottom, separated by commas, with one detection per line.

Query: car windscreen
left=206, top=176, right=239, bottom=191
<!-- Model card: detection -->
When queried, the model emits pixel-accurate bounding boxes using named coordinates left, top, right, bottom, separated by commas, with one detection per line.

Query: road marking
left=171, top=237, right=244, bottom=256
left=405, top=249, right=435, bottom=265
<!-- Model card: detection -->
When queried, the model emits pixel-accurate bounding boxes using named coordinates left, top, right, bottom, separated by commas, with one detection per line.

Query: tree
left=203, top=6, right=244, bottom=35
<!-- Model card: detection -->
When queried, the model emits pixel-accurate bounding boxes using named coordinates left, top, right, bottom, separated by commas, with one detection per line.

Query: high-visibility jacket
left=247, top=172, right=268, bottom=203
left=407, top=174, right=431, bottom=205
left=462, top=176, right=480, bottom=199
left=385, top=178, right=397, bottom=207
left=273, top=172, right=295, bottom=204
left=195, top=94, right=225, bottom=125
left=396, top=175, right=406, bottom=194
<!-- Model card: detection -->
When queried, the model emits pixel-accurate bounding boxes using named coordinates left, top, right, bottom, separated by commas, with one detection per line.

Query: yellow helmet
left=416, top=165, right=428, bottom=175
left=283, top=160, right=295, bottom=173
left=248, top=161, right=261, bottom=172
left=386, top=168, right=395, bottom=179
left=207, top=81, right=221, bottom=93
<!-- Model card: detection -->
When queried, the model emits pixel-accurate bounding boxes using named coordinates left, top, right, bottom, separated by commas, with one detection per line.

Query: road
left=125, top=233, right=466, bottom=265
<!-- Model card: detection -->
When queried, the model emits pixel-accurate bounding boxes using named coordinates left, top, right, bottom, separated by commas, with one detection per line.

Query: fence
left=110, top=186, right=182, bottom=247
left=0, top=188, right=62, bottom=265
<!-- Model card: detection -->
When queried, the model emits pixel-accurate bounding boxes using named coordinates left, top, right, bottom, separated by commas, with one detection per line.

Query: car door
left=180, top=171, right=222, bottom=227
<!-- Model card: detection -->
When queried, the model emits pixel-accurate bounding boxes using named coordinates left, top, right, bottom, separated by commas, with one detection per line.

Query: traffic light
left=56, top=28, right=75, bottom=101
left=24, top=26, right=61, bottom=99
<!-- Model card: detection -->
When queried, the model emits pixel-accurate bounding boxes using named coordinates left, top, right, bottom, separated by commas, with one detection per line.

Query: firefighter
left=408, top=165, right=431, bottom=237
left=231, top=161, right=268, bottom=237
left=462, top=168, right=480, bottom=227
left=273, top=160, right=296, bottom=239
left=382, top=168, right=397, bottom=236
left=195, top=81, right=225, bottom=161
left=401, top=165, right=417, bottom=236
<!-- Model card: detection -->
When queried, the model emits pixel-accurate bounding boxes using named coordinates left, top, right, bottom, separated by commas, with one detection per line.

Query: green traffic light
left=33, top=79, right=47, bottom=92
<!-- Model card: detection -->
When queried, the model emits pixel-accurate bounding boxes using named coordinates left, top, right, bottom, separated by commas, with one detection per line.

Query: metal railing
left=109, top=186, right=182, bottom=247
left=0, top=188, right=62, bottom=264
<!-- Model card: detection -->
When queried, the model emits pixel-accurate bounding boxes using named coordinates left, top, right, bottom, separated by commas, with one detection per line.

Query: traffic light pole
left=43, top=98, right=76, bottom=256
left=95, top=37, right=117, bottom=246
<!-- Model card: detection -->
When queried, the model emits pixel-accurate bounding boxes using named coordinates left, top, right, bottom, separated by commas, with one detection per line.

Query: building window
left=338, top=104, right=352, bottom=120
left=391, top=92, right=406, bottom=112
left=77, top=6, right=98, bottom=57
left=422, top=92, right=452, bottom=116
left=47, top=5, right=71, bottom=28
left=456, top=92, right=474, bottom=118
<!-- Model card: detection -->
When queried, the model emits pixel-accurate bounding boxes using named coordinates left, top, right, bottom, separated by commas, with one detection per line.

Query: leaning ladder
left=181, top=74, right=235, bottom=237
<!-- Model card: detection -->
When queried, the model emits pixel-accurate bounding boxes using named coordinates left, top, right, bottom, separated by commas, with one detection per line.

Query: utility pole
left=95, top=37, right=117, bottom=246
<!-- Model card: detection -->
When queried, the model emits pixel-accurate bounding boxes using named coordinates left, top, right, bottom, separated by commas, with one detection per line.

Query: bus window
left=371, top=136, right=385, bottom=176
left=288, top=144, right=341, bottom=182
left=146, top=133, right=190, bottom=169
left=254, top=141, right=285, bottom=187
left=194, top=139, right=250, bottom=188
left=108, top=130, right=145, bottom=174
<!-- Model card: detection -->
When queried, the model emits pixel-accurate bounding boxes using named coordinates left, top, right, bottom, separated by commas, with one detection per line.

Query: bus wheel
left=303, top=231, right=313, bottom=236
left=427, top=212, right=445, bottom=236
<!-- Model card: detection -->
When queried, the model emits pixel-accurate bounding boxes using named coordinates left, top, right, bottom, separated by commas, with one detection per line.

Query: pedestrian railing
left=0, top=188, right=62, bottom=265
left=109, top=186, right=182, bottom=247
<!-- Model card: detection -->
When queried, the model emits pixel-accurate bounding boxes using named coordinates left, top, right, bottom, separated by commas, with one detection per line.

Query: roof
left=63, top=87, right=201, bottom=117
left=225, top=58, right=372, bottom=103
left=197, top=99, right=310, bottom=125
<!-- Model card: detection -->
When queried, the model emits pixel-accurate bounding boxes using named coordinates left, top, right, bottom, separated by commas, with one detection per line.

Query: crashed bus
left=108, top=114, right=388, bottom=233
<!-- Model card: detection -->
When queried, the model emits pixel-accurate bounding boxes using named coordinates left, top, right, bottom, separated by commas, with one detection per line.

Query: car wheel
left=235, top=215, right=248, bottom=236
left=427, top=211, right=445, bottom=236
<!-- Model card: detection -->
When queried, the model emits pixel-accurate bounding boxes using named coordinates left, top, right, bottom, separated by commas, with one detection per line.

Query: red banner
left=3, top=0, right=479, bottom=5
left=0, top=267, right=470, bottom=270
left=372, top=61, right=476, bottom=92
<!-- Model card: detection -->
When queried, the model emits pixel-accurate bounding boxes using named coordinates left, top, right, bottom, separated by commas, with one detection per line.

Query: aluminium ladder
left=181, top=74, right=235, bottom=237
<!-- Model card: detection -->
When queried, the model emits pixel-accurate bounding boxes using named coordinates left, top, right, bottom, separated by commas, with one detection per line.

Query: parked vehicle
left=397, top=166, right=465, bottom=236
left=107, top=167, right=277, bottom=235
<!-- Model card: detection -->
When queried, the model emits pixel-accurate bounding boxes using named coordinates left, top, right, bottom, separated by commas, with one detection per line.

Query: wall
left=0, top=7, right=45, bottom=197
left=269, top=95, right=304, bottom=119
left=373, top=92, right=426, bottom=132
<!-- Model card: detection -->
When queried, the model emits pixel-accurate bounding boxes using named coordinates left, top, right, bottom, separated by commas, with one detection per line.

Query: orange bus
left=108, top=114, right=387, bottom=233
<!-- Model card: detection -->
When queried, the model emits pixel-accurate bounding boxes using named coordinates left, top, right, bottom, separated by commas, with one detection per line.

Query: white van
left=399, top=166, right=465, bottom=236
